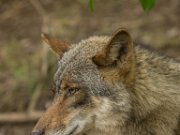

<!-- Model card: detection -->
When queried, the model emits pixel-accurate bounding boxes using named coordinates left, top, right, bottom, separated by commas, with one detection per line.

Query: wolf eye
left=66, top=88, right=79, bottom=97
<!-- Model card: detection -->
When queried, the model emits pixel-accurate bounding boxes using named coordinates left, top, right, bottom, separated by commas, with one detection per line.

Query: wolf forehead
left=53, top=36, right=110, bottom=95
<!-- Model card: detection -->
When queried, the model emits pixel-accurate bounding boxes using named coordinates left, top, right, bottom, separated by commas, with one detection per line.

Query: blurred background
left=0, top=0, right=179, bottom=134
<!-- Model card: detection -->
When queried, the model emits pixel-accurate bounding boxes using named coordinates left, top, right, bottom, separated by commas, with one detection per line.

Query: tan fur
left=32, top=29, right=180, bottom=135
left=41, top=33, right=70, bottom=58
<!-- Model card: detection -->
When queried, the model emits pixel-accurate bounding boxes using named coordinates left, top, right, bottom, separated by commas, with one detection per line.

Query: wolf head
left=32, top=29, right=135, bottom=135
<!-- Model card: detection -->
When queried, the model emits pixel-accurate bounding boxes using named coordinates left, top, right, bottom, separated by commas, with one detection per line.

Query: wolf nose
left=31, top=131, right=44, bottom=135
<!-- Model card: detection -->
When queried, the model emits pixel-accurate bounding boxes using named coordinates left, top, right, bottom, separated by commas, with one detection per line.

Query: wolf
left=32, top=29, right=180, bottom=135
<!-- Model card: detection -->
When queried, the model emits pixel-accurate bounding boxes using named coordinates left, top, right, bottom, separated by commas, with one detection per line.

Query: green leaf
left=139, top=0, right=156, bottom=12
left=88, top=0, right=94, bottom=12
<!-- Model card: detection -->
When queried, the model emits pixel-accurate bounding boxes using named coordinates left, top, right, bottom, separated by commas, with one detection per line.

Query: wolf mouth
left=65, top=125, right=78, bottom=135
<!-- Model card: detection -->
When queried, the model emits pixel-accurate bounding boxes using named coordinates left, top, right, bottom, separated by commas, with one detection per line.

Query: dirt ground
left=0, top=0, right=179, bottom=134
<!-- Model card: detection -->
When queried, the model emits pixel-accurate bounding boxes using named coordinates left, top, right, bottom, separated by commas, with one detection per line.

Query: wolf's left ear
left=93, top=29, right=134, bottom=66
left=41, top=33, right=70, bottom=58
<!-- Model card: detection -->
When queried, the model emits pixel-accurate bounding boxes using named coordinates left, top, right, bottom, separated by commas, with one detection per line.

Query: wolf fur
left=32, top=29, right=180, bottom=135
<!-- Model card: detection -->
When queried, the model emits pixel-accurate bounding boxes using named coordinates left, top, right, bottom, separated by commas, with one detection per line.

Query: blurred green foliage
left=88, top=0, right=94, bottom=12
left=88, top=0, right=156, bottom=12
left=139, top=0, right=156, bottom=12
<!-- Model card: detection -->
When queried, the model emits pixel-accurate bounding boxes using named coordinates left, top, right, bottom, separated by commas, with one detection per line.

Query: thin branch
left=29, top=0, right=50, bottom=32
left=27, top=0, right=50, bottom=112
left=29, top=0, right=46, bottom=18
left=0, top=111, right=43, bottom=123
left=27, top=84, right=43, bottom=112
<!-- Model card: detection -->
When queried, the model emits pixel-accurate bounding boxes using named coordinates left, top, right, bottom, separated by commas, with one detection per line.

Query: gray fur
left=54, top=36, right=111, bottom=96
left=58, top=36, right=179, bottom=134
left=33, top=34, right=180, bottom=135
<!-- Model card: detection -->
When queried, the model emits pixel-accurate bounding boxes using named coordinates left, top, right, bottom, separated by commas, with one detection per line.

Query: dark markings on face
left=50, top=75, right=92, bottom=109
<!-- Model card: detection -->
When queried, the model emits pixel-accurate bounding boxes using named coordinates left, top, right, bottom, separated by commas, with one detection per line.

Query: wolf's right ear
left=93, top=29, right=134, bottom=67
left=41, top=33, right=70, bottom=58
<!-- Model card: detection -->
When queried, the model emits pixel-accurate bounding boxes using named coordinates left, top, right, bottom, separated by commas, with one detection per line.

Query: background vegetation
left=0, top=0, right=179, bottom=134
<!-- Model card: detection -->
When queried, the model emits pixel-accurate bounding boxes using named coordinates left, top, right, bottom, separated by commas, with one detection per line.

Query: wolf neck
left=130, top=46, right=179, bottom=119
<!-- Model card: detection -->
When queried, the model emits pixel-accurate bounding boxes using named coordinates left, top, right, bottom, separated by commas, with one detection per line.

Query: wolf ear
left=93, top=29, right=134, bottom=66
left=41, top=33, right=70, bottom=58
